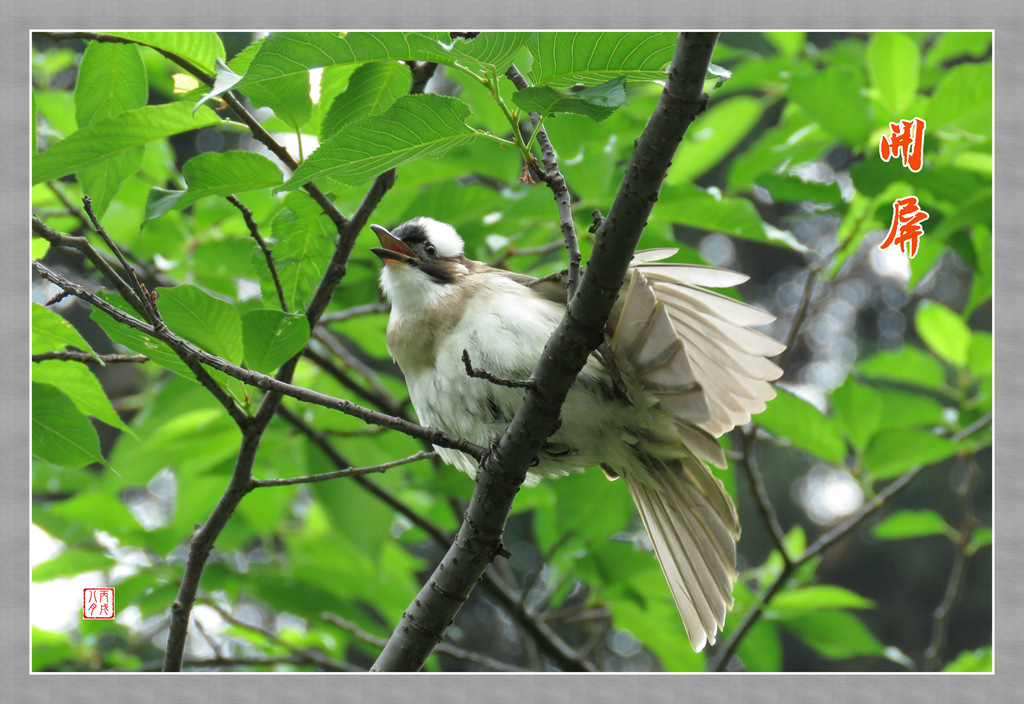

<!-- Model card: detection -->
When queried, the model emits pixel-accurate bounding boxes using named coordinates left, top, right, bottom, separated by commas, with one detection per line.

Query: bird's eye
left=424, top=244, right=437, bottom=256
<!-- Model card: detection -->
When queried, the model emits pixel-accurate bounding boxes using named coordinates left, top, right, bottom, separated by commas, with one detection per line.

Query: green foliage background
left=31, top=31, right=992, bottom=672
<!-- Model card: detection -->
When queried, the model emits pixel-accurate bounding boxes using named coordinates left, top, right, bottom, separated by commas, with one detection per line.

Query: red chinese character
left=881, top=196, right=929, bottom=259
left=880, top=117, right=926, bottom=172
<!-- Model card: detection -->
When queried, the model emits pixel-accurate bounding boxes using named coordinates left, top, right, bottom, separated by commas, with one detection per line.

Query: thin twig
left=310, top=329, right=405, bottom=414
left=227, top=194, right=287, bottom=312
left=320, top=302, right=390, bottom=323
left=462, top=349, right=537, bottom=390
left=32, top=351, right=149, bottom=364
left=924, top=454, right=981, bottom=671
left=505, top=64, right=582, bottom=301
left=737, top=427, right=790, bottom=562
left=251, top=451, right=436, bottom=488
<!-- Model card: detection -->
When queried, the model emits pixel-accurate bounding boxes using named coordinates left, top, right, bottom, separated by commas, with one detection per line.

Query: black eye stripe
left=394, top=224, right=427, bottom=245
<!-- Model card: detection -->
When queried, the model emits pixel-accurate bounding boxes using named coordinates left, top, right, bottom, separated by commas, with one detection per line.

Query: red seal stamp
left=82, top=588, right=115, bottom=620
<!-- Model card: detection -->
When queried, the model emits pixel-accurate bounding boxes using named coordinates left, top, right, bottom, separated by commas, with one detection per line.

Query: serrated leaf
left=868, top=33, right=920, bottom=114
left=156, top=285, right=243, bottom=363
left=32, top=303, right=97, bottom=357
left=31, top=382, right=103, bottom=468
left=31, top=548, right=116, bottom=582
left=32, top=102, right=224, bottom=184
left=757, top=388, right=847, bottom=463
left=864, top=429, right=961, bottom=479
left=778, top=610, right=886, bottom=660
left=446, top=32, right=532, bottom=73
left=872, top=509, right=957, bottom=540
left=280, top=94, right=479, bottom=190
left=915, top=300, right=971, bottom=368
left=103, top=31, right=226, bottom=72
left=512, top=77, right=627, bottom=122
left=321, top=61, right=410, bottom=140
left=925, top=62, right=991, bottom=137
left=232, top=32, right=449, bottom=99
left=170, top=151, right=283, bottom=211
left=241, top=309, right=310, bottom=373
left=262, top=191, right=336, bottom=311
left=788, top=66, right=873, bottom=146
left=32, top=360, right=132, bottom=433
left=528, top=32, right=676, bottom=87
left=770, top=585, right=876, bottom=612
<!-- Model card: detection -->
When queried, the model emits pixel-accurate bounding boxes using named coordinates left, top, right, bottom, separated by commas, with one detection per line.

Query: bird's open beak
left=370, top=225, right=417, bottom=266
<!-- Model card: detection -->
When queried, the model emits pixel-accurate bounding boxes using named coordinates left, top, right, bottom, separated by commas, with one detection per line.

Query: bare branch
left=251, top=451, right=436, bottom=488
left=462, top=349, right=537, bottom=390
left=32, top=351, right=149, bottom=364
left=228, top=194, right=288, bottom=312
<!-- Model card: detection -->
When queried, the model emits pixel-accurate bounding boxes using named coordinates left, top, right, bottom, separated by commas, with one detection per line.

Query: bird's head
left=371, top=217, right=472, bottom=314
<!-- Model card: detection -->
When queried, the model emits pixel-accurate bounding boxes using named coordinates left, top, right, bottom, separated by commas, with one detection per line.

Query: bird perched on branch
left=371, top=217, right=784, bottom=651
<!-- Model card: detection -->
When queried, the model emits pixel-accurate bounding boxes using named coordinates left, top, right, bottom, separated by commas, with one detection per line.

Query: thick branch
left=371, top=32, right=720, bottom=672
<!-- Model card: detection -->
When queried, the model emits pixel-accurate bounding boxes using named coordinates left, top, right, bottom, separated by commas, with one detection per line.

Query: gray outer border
left=7, top=3, right=1019, bottom=702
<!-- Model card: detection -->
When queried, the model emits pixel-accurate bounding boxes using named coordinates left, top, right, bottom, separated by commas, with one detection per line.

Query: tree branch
left=370, top=32, right=720, bottom=672
left=251, top=451, right=436, bottom=488
left=32, top=351, right=149, bottom=364
left=505, top=64, right=582, bottom=301
left=228, top=194, right=288, bottom=312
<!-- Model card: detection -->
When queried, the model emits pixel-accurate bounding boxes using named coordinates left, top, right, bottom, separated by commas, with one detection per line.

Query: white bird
left=371, top=216, right=784, bottom=651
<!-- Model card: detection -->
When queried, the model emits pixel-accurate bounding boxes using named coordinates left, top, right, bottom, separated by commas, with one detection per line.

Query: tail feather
left=623, top=457, right=740, bottom=652
left=606, top=250, right=784, bottom=650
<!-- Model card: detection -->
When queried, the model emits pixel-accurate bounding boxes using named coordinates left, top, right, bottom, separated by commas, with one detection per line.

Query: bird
left=370, top=216, right=784, bottom=652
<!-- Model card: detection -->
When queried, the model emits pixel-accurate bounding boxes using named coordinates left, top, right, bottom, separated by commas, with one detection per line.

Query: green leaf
left=280, top=95, right=479, bottom=190
left=74, top=40, right=149, bottom=216
left=445, top=32, right=532, bottom=73
left=754, top=173, right=844, bottom=206
left=667, top=96, right=763, bottom=183
left=169, top=151, right=283, bottom=211
left=757, top=388, right=847, bottom=463
left=967, top=526, right=992, bottom=555
left=926, top=33, right=991, bottom=69
left=48, top=492, right=143, bottom=538
left=260, top=191, right=336, bottom=311
left=764, top=32, right=805, bottom=59
left=31, top=382, right=104, bottom=468
left=831, top=378, right=883, bottom=450
left=778, top=610, right=886, bottom=660
left=156, top=284, right=243, bottom=363
left=872, top=509, right=957, bottom=540
left=103, top=31, right=226, bottom=72
left=942, top=646, right=992, bottom=672
left=512, top=77, right=627, bottom=122
left=32, top=303, right=96, bottom=357
left=528, top=32, right=676, bottom=87
left=770, top=585, right=876, bottom=612
left=925, top=62, right=992, bottom=137
left=75, top=41, right=148, bottom=127
left=873, top=388, right=947, bottom=429
left=32, top=360, right=132, bottom=433
left=90, top=293, right=193, bottom=378
left=735, top=618, right=782, bottom=672
left=864, top=429, right=961, bottom=479
left=788, top=66, right=873, bottom=146
left=651, top=184, right=770, bottom=243
left=32, top=548, right=116, bottom=582
left=232, top=32, right=448, bottom=98
left=915, top=300, right=971, bottom=368
left=857, top=345, right=949, bottom=392
left=32, top=102, right=224, bottom=184
left=867, top=33, right=920, bottom=114
left=321, top=61, right=410, bottom=139
left=967, top=331, right=992, bottom=378
left=241, top=309, right=310, bottom=373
